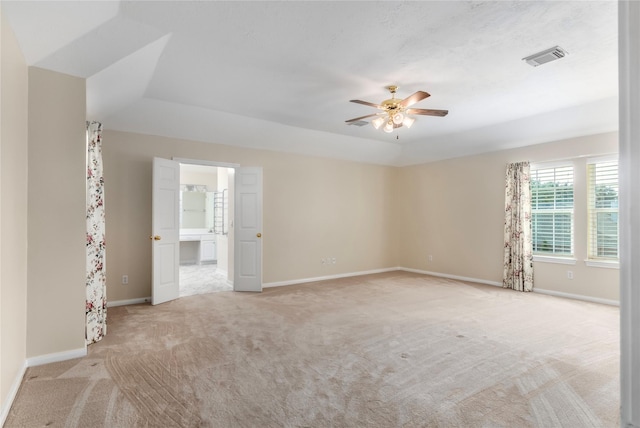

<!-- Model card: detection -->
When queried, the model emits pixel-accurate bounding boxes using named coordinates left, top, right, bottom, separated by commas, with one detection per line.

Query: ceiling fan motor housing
left=382, top=99, right=401, bottom=112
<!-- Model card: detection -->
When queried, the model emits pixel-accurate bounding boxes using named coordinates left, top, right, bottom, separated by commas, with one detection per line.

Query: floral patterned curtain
left=86, top=121, right=107, bottom=344
left=503, top=161, right=534, bottom=291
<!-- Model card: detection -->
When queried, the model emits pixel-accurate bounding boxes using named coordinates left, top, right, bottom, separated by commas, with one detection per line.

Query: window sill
left=533, top=255, right=577, bottom=265
left=584, top=259, right=620, bottom=269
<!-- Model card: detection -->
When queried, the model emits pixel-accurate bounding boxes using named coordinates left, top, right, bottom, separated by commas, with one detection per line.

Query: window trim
left=584, top=259, right=620, bottom=269
left=533, top=255, right=577, bottom=265
left=585, top=154, right=618, bottom=164
left=586, top=157, right=619, bottom=261
left=530, top=162, right=575, bottom=257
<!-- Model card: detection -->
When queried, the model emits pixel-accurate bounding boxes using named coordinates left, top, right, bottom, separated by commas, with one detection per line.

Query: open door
left=234, top=167, right=263, bottom=292
left=152, top=157, right=180, bottom=304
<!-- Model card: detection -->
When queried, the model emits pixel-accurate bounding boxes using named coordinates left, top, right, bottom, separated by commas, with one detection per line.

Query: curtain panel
left=503, top=161, right=534, bottom=292
left=86, top=121, right=107, bottom=344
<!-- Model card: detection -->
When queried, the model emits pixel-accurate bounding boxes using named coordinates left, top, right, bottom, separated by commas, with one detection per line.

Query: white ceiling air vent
left=523, top=46, right=568, bottom=67
left=347, top=120, right=369, bottom=127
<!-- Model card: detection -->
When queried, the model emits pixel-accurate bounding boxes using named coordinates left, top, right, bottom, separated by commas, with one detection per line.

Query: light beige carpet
left=6, top=271, right=619, bottom=427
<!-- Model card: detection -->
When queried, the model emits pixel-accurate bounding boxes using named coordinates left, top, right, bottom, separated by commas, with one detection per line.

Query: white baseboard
left=0, top=361, right=27, bottom=426
left=26, top=347, right=87, bottom=368
left=111, top=270, right=618, bottom=307
left=107, top=297, right=151, bottom=307
left=533, top=288, right=619, bottom=306
left=263, top=267, right=399, bottom=288
left=399, top=267, right=619, bottom=306
left=398, top=267, right=503, bottom=287
left=101, top=269, right=493, bottom=298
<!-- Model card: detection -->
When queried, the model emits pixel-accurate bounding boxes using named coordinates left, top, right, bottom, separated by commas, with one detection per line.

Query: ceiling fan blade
left=398, top=91, right=430, bottom=108
left=350, top=99, right=383, bottom=109
left=406, top=108, right=448, bottom=117
left=345, top=113, right=380, bottom=123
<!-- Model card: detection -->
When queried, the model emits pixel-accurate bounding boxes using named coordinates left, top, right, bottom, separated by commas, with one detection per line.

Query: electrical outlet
left=331, top=257, right=336, bottom=264
left=567, top=271, right=574, bottom=280
left=321, top=258, right=326, bottom=265
left=428, top=255, right=433, bottom=262
left=122, top=275, right=129, bottom=284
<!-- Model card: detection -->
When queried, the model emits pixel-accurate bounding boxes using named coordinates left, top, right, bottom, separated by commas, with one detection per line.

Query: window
left=531, top=165, right=574, bottom=256
left=587, top=159, right=619, bottom=260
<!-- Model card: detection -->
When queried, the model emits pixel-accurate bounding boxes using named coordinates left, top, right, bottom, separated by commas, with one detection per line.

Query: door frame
left=172, top=157, right=243, bottom=290
left=174, top=157, right=240, bottom=170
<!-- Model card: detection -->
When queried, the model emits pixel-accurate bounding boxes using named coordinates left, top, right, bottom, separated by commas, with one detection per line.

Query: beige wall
left=105, top=130, right=619, bottom=303
left=0, top=11, right=29, bottom=413
left=103, top=131, right=399, bottom=301
left=27, top=68, right=86, bottom=357
left=397, top=132, right=619, bottom=301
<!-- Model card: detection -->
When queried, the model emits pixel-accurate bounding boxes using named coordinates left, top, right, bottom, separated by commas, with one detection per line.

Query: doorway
left=178, top=163, right=234, bottom=297
left=152, top=157, right=262, bottom=304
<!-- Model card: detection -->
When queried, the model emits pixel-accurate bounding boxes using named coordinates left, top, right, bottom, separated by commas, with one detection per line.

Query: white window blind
left=587, top=160, right=619, bottom=259
left=531, top=165, right=574, bottom=256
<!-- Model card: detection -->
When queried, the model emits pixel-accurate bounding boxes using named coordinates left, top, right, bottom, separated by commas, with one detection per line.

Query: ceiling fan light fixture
left=372, top=116, right=385, bottom=129
left=392, top=112, right=404, bottom=125
left=346, top=85, right=448, bottom=135
left=403, top=116, right=415, bottom=128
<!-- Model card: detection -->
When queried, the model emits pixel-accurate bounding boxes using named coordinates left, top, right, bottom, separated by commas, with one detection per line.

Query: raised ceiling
left=1, top=1, right=618, bottom=166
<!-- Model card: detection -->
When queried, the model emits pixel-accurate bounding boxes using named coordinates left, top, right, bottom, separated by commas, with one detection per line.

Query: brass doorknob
left=256, top=233, right=262, bottom=238
left=150, top=235, right=162, bottom=240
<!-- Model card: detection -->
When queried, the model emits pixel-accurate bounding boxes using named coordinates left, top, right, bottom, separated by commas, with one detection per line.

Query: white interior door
left=152, top=157, right=180, bottom=304
left=234, top=167, right=263, bottom=292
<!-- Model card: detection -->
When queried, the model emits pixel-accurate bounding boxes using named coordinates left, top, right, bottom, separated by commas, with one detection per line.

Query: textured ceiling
left=1, top=1, right=618, bottom=166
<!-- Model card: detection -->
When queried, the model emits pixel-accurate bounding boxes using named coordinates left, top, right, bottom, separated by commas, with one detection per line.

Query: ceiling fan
left=346, top=85, right=448, bottom=133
